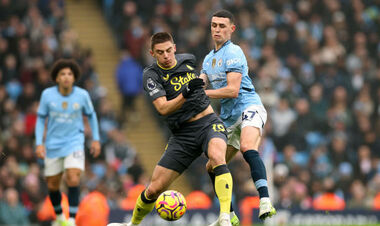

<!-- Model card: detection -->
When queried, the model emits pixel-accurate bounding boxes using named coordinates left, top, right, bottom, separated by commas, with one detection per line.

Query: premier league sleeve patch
left=147, top=78, right=157, bottom=90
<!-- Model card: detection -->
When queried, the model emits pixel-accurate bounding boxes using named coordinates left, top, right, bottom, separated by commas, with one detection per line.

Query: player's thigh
left=146, top=165, right=181, bottom=199
left=44, top=156, right=64, bottom=177
left=240, top=105, right=267, bottom=151
left=63, top=150, right=85, bottom=186
left=240, top=126, right=262, bottom=151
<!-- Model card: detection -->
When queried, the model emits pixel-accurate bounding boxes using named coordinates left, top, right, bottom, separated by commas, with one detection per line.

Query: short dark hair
left=150, top=32, right=174, bottom=50
left=212, top=9, right=235, bottom=24
left=50, top=59, right=81, bottom=82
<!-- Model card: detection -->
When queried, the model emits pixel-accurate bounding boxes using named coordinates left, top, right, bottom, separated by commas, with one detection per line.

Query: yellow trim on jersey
left=157, top=59, right=177, bottom=70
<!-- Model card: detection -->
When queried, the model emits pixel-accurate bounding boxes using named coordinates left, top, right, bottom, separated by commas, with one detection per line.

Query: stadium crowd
left=0, top=0, right=142, bottom=225
left=0, top=0, right=380, bottom=225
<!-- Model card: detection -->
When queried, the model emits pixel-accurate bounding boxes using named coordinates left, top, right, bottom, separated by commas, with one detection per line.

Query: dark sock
left=68, top=186, right=80, bottom=218
left=208, top=170, right=234, bottom=212
left=49, top=190, right=62, bottom=215
left=243, top=150, right=269, bottom=198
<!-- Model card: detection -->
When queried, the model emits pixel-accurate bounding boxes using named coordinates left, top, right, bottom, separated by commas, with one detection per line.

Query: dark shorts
left=158, top=113, right=227, bottom=174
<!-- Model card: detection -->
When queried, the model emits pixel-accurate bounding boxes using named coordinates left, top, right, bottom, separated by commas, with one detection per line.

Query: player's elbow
left=157, top=107, right=170, bottom=116
left=228, top=89, right=239, bottom=98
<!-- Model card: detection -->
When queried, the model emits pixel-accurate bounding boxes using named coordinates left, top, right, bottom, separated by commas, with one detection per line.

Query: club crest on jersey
left=186, top=64, right=194, bottom=70
left=62, top=101, right=68, bottom=109
left=218, top=59, right=223, bottom=67
left=212, top=58, right=216, bottom=68
left=73, top=103, right=80, bottom=110
left=147, top=78, right=157, bottom=90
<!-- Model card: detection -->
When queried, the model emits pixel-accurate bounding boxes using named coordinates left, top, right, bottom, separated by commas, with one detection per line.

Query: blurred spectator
left=312, top=177, right=346, bottom=211
left=115, top=50, right=143, bottom=126
left=0, top=188, right=30, bottom=225
left=185, top=190, right=212, bottom=210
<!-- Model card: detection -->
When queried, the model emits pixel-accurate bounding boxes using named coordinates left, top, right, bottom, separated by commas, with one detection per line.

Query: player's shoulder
left=203, top=51, right=214, bottom=62
left=41, top=86, right=57, bottom=96
left=225, top=41, right=244, bottom=55
left=176, top=53, right=196, bottom=65
left=143, top=64, right=159, bottom=78
left=73, top=86, right=90, bottom=97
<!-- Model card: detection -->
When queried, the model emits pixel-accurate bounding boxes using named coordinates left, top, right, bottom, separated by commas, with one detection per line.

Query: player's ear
left=173, top=44, right=176, bottom=53
left=231, top=24, right=236, bottom=33
left=150, top=49, right=154, bottom=57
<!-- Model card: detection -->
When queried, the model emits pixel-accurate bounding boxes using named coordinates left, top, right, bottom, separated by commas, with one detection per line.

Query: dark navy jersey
left=143, top=54, right=210, bottom=130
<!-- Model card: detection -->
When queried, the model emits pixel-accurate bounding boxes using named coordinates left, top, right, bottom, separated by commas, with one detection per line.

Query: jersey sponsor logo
left=162, top=74, right=169, bottom=81
left=170, top=72, right=196, bottom=91
left=62, top=101, right=68, bottom=109
left=212, top=58, right=216, bottom=68
left=186, top=64, right=194, bottom=70
left=147, top=78, right=157, bottom=90
left=226, top=58, right=240, bottom=66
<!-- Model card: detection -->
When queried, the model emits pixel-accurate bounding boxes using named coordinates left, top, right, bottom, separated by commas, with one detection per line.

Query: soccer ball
left=155, top=190, right=187, bottom=221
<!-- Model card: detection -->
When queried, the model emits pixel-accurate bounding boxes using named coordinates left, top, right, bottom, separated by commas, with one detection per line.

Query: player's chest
left=48, top=98, right=82, bottom=113
left=161, top=70, right=197, bottom=96
left=206, top=56, right=226, bottom=74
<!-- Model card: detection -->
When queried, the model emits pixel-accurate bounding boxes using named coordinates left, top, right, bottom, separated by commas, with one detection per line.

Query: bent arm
left=152, top=95, right=186, bottom=116
left=199, top=73, right=209, bottom=88
left=205, top=72, right=242, bottom=99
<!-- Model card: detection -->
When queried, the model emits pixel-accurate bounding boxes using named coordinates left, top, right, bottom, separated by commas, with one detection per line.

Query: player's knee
left=208, top=151, right=226, bottom=167
left=146, top=185, right=164, bottom=199
left=240, top=141, right=259, bottom=152
left=47, top=179, right=60, bottom=191
left=65, top=174, right=81, bottom=186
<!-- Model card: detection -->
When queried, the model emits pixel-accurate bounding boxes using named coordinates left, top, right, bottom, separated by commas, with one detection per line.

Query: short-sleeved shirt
left=37, top=86, right=95, bottom=158
left=201, top=40, right=263, bottom=127
left=143, top=54, right=210, bottom=130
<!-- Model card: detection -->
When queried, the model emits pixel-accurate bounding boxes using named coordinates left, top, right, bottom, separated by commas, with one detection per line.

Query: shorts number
left=242, top=110, right=256, bottom=121
left=212, top=123, right=225, bottom=132
left=73, top=150, right=84, bottom=159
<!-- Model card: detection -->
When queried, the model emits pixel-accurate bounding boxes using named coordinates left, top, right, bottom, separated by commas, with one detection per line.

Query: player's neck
left=58, top=86, right=73, bottom=96
left=214, top=40, right=230, bottom=52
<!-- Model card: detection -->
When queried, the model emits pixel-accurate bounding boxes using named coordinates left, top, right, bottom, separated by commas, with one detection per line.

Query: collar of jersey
left=213, top=40, right=231, bottom=53
left=157, top=59, right=177, bottom=70
left=56, top=85, right=75, bottom=97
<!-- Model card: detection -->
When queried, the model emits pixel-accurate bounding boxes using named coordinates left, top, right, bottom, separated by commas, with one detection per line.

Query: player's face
left=56, top=67, right=75, bottom=89
left=211, top=17, right=235, bottom=45
left=150, top=41, right=176, bottom=68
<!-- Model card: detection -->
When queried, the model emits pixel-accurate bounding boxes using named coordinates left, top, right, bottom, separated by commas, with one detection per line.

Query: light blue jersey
left=201, top=40, right=263, bottom=127
left=36, top=86, right=99, bottom=158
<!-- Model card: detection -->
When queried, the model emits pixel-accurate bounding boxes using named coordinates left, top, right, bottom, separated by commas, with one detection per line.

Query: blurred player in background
left=200, top=10, right=276, bottom=224
left=108, top=32, right=234, bottom=226
left=35, top=59, right=101, bottom=226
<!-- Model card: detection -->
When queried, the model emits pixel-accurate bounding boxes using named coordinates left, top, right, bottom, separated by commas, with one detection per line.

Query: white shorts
left=227, top=105, right=267, bottom=150
left=44, top=150, right=85, bottom=177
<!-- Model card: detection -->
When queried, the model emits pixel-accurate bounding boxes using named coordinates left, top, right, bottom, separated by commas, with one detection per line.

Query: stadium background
left=0, top=0, right=380, bottom=225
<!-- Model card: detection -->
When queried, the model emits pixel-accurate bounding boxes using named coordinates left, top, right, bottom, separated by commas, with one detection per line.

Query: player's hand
left=35, top=145, right=46, bottom=159
left=90, top=140, right=101, bottom=158
left=182, top=78, right=205, bottom=98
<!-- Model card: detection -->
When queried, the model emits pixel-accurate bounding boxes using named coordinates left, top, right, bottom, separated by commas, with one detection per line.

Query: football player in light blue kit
left=35, top=59, right=101, bottom=226
left=200, top=10, right=276, bottom=225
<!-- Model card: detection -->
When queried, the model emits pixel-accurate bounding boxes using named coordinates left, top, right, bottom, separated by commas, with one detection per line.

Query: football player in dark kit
left=107, top=32, right=234, bottom=226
